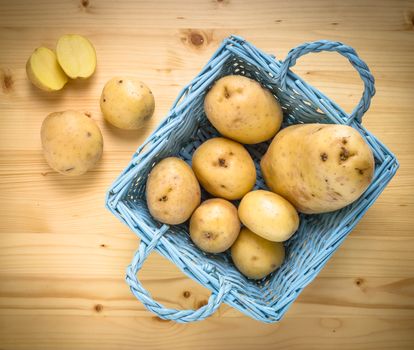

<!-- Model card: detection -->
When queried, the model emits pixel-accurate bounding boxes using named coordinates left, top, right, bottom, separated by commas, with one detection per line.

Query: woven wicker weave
left=106, top=36, right=399, bottom=323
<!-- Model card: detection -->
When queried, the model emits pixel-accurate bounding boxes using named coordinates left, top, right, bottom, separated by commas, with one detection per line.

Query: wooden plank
left=1, top=0, right=414, bottom=348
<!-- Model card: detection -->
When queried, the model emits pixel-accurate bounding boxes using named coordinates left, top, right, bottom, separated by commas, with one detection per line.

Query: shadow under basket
left=106, top=36, right=399, bottom=323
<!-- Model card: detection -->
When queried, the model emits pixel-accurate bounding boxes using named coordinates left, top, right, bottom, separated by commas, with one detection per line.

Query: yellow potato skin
left=100, top=77, right=155, bottom=130
left=261, top=124, right=375, bottom=214
left=238, top=190, right=299, bottom=242
left=190, top=198, right=241, bottom=254
left=231, top=227, right=285, bottom=280
left=192, top=137, right=256, bottom=200
left=146, top=157, right=201, bottom=225
left=204, top=75, right=283, bottom=144
left=41, top=110, right=103, bottom=176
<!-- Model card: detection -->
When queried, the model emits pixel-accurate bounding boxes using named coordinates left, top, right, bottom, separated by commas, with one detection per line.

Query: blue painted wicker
left=106, top=36, right=399, bottom=323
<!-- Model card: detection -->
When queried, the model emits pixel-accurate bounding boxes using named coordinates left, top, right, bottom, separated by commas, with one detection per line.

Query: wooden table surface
left=1, top=0, right=414, bottom=349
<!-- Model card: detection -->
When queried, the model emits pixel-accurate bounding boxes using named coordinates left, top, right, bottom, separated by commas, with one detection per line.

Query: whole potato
left=261, top=124, right=375, bottom=214
left=238, top=190, right=299, bottom=242
left=192, top=137, right=256, bottom=200
left=204, top=75, right=283, bottom=144
left=231, top=227, right=285, bottom=280
left=146, top=157, right=201, bottom=225
left=41, top=110, right=103, bottom=176
left=100, top=77, right=155, bottom=130
left=190, top=198, right=240, bottom=253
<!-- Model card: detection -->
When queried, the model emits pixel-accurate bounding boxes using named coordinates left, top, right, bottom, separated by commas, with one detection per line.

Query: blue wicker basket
left=106, top=36, right=399, bottom=323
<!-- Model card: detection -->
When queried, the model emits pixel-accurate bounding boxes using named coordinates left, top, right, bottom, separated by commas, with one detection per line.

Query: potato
left=238, top=190, right=299, bottom=242
left=192, top=137, right=256, bottom=200
left=204, top=75, right=283, bottom=144
left=146, top=157, right=200, bottom=225
left=261, top=124, right=375, bottom=214
left=56, top=34, right=97, bottom=79
left=100, top=77, right=155, bottom=130
left=190, top=198, right=240, bottom=253
left=26, top=47, right=68, bottom=91
left=231, top=227, right=285, bottom=280
left=41, top=110, right=103, bottom=176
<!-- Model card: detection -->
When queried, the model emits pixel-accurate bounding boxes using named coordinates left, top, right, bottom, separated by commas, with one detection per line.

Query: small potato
left=56, top=34, right=97, bottom=79
left=204, top=75, right=283, bottom=144
left=190, top=198, right=240, bottom=253
left=231, top=227, right=285, bottom=280
left=239, top=190, right=299, bottom=242
left=261, top=124, right=375, bottom=213
left=192, top=137, right=256, bottom=200
left=41, top=110, right=103, bottom=176
left=26, top=47, right=68, bottom=91
left=146, top=157, right=200, bottom=225
left=100, top=77, right=155, bottom=130
left=238, top=190, right=299, bottom=242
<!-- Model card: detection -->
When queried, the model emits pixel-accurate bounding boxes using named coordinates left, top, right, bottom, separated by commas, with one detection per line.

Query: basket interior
left=118, top=49, right=394, bottom=319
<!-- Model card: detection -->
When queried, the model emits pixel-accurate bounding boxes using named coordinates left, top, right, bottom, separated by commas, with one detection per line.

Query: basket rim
left=105, top=36, right=399, bottom=323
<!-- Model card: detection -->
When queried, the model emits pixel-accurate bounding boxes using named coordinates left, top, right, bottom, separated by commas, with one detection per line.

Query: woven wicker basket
left=106, top=36, right=399, bottom=323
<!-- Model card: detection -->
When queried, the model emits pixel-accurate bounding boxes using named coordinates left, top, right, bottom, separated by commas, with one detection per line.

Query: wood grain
left=1, top=0, right=414, bottom=349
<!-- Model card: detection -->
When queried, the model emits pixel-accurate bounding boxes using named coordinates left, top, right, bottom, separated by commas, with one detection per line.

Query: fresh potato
left=238, top=190, right=299, bottom=242
left=41, top=110, right=103, bottom=176
left=56, top=34, right=97, bottom=79
left=190, top=198, right=241, bottom=253
left=100, top=77, right=155, bottom=130
left=261, top=124, right=375, bottom=214
left=204, top=75, right=283, bottom=144
left=192, top=137, right=256, bottom=200
left=26, top=47, right=68, bottom=91
left=146, top=157, right=200, bottom=225
left=231, top=227, right=285, bottom=280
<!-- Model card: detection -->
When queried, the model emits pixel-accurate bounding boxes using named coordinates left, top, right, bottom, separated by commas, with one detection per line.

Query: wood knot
left=94, top=304, right=103, bottom=312
left=1, top=69, right=13, bottom=93
left=100, top=244, right=106, bottom=248
left=355, top=277, right=364, bottom=286
left=81, top=0, right=89, bottom=8
left=180, top=29, right=211, bottom=50
left=190, top=33, right=204, bottom=46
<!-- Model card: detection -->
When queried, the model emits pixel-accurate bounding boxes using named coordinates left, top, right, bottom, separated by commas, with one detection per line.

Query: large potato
left=231, top=227, right=285, bottom=280
left=41, top=110, right=103, bottom=176
left=261, top=124, right=375, bottom=214
left=100, top=77, right=155, bottom=130
left=238, top=190, right=299, bottom=242
left=146, top=157, right=200, bottom=225
left=204, top=75, right=283, bottom=144
left=192, top=137, right=256, bottom=200
left=190, top=198, right=240, bottom=253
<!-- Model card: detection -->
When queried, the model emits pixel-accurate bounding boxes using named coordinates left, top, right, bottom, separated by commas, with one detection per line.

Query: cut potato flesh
left=56, top=34, right=97, bottom=79
left=26, top=47, right=68, bottom=91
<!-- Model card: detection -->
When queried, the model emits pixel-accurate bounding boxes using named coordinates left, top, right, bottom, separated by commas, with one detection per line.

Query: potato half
left=26, top=47, right=68, bottom=91
left=56, top=34, right=97, bottom=79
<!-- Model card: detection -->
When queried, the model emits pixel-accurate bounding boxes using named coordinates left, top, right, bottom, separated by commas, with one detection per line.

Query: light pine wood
left=1, top=0, right=414, bottom=349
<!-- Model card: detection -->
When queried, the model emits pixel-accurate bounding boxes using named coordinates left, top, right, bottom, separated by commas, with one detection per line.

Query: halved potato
left=56, top=34, right=97, bottom=79
left=26, top=47, right=68, bottom=91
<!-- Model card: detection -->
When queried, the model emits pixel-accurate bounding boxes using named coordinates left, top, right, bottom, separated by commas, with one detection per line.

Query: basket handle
left=277, top=40, right=375, bottom=123
left=125, top=229, right=231, bottom=323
